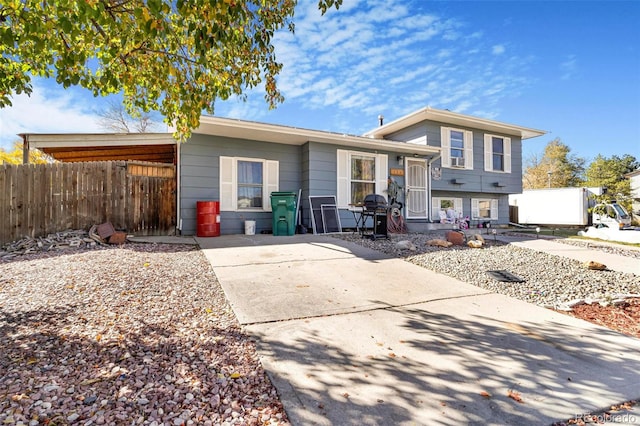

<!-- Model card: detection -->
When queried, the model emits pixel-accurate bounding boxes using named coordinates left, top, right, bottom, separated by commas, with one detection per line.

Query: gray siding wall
left=386, top=119, right=522, bottom=226
left=388, top=119, right=523, bottom=196
left=180, top=134, right=301, bottom=235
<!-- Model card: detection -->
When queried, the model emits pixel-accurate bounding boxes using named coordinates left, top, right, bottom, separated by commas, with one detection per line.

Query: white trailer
left=509, top=187, right=602, bottom=226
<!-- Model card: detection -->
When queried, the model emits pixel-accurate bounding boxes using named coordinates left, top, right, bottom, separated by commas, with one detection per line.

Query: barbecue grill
left=362, top=194, right=388, bottom=239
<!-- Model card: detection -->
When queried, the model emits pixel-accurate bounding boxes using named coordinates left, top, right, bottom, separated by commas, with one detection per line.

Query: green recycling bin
left=270, top=191, right=297, bottom=236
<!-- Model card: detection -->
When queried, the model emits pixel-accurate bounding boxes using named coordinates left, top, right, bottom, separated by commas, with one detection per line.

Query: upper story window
left=441, top=127, right=473, bottom=169
left=220, top=156, right=279, bottom=211
left=450, top=131, right=465, bottom=159
left=484, top=134, right=511, bottom=173
left=336, top=149, right=388, bottom=208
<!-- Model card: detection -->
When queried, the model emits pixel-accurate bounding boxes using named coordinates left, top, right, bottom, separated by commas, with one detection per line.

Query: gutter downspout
left=426, top=154, right=441, bottom=222
left=175, top=140, right=181, bottom=235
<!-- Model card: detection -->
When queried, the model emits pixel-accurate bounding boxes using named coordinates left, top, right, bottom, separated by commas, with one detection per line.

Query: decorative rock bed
left=334, top=232, right=640, bottom=309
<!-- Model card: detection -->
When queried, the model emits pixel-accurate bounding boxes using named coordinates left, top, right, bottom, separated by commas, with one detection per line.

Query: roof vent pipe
left=378, top=115, right=384, bottom=126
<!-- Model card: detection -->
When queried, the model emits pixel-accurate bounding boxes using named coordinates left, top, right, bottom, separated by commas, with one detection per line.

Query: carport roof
left=20, top=133, right=177, bottom=163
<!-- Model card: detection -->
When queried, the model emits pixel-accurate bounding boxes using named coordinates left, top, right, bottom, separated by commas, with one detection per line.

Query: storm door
left=405, top=158, right=427, bottom=219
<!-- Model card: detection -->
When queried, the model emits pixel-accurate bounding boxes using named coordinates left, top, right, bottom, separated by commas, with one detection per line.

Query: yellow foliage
left=0, top=141, right=54, bottom=164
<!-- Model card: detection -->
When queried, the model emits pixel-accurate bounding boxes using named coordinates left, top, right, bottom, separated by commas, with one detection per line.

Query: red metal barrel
left=196, top=201, right=220, bottom=237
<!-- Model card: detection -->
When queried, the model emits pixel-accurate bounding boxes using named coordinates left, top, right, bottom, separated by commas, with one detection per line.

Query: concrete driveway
left=198, top=234, right=640, bottom=425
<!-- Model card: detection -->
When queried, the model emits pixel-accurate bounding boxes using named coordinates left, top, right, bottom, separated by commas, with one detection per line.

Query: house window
left=431, top=197, right=463, bottom=222
left=237, top=160, right=263, bottom=209
left=484, top=134, right=511, bottom=173
left=441, top=127, right=473, bottom=169
left=336, top=150, right=388, bottom=208
left=219, top=156, right=279, bottom=211
left=471, top=198, right=498, bottom=220
left=350, top=154, right=376, bottom=205
left=492, top=138, right=504, bottom=171
left=450, top=130, right=465, bottom=161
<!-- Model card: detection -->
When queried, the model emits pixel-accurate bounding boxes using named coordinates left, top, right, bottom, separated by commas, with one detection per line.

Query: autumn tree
left=523, top=138, right=585, bottom=189
left=97, top=99, right=160, bottom=133
left=0, top=0, right=342, bottom=140
left=583, top=154, right=638, bottom=213
left=0, top=141, right=54, bottom=164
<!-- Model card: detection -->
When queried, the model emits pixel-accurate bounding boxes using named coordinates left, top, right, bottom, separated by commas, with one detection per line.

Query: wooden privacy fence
left=0, top=161, right=176, bottom=245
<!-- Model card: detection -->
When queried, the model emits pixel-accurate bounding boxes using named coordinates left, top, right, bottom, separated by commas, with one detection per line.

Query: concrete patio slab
left=198, top=235, right=488, bottom=324
left=248, top=293, right=640, bottom=425
left=197, top=234, right=640, bottom=425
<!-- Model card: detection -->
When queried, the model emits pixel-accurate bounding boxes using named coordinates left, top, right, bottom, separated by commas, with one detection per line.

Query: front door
left=405, top=159, right=427, bottom=219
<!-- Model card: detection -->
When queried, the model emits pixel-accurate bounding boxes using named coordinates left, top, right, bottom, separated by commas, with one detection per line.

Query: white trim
left=406, top=158, right=428, bottom=219
left=265, top=160, right=279, bottom=210
left=440, top=127, right=450, bottom=169
left=219, top=156, right=236, bottom=211
left=464, top=130, right=473, bottom=170
left=484, top=134, right=493, bottom=172
left=376, top=153, right=388, bottom=201
left=176, top=141, right=181, bottom=231
left=194, top=116, right=440, bottom=156
left=336, top=150, right=349, bottom=207
left=23, top=133, right=176, bottom=148
left=504, top=137, right=511, bottom=173
left=364, top=106, right=546, bottom=140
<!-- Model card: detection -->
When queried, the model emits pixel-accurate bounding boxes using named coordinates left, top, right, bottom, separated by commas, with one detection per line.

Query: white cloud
left=173, top=0, right=535, bottom=135
left=256, top=0, right=533, bottom=126
left=492, top=44, right=506, bottom=55
left=0, top=0, right=537, bottom=151
left=0, top=80, right=106, bottom=150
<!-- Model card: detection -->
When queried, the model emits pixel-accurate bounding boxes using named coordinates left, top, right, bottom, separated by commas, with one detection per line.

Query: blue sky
left=1, top=0, right=638, bottom=164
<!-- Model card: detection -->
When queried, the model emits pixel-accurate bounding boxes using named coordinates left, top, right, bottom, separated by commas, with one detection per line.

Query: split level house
left=22, top=106, right=546, bottom=236
left=178, top=106, right=546, bottom=234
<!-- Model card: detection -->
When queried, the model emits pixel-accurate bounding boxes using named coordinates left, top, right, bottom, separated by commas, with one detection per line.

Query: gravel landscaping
left=0, top=244, right=288, bottom=425
left=2, top=232, right=638, bottom=425
left=334, top=232, right=640, bottom=308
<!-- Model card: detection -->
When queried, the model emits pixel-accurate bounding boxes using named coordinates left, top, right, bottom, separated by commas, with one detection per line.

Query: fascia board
left=22, top=133, right=176, bottom=148
left=195, top=116, right=441, bottom=156
left=364, top=107, right=547, bottom=140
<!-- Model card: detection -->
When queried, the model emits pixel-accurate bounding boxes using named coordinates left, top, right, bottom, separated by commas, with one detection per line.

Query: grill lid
left=363, top=194, right=388, bottom=210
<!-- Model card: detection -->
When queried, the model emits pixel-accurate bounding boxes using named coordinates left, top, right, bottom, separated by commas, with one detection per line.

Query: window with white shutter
left=471, top=198, right=498, bottom=220
left=336, top=150, right=388, bottom=208
left=219, top=156, right=279, bottom=212
left=431, top=197, right=463, bottom=221
left=484, top=134, right=511, bottom=173
left=441, top=127, right=473, bottom=169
